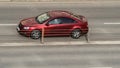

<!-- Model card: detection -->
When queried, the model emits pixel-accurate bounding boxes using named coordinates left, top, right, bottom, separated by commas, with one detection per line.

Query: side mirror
left=46, top=23, right=49, bottom=26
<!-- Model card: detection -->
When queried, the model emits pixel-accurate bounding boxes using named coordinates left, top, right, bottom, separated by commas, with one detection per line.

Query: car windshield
left=36, top=13, right=50, bottom=24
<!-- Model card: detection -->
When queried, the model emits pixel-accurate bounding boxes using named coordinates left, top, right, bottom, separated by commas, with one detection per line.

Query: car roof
left=48, top=10, right=73, bottom=18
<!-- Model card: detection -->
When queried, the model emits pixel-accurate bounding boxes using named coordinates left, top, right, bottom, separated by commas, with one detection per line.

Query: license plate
left=17, top=27, right=20, bottom=31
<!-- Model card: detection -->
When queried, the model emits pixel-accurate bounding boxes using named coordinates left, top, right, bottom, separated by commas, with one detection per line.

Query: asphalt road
left=0, top=45, right=120, bottom=68
left=0, top=2, right=120, bottom=44
left=0, top=2, right=120, bottom=68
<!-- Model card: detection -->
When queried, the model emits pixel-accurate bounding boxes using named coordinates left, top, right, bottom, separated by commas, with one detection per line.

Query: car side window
left=49, top=17, right=76, bottom=25
left=49, top=18, right=62, bottom=25
left=60, top=17, right=76, bottom=24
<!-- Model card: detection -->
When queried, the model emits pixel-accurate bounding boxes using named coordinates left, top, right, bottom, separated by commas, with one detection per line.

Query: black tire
left=30, top=30, right=41, bottom=39
left=71, top=29, right=81, bottom=39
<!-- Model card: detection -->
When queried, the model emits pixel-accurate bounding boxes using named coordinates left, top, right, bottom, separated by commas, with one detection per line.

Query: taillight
left=74, top=15, right=87, bottom=23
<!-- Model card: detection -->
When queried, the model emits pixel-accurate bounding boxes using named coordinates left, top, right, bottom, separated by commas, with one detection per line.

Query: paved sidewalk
left=1, top=41, right=120, bottom=46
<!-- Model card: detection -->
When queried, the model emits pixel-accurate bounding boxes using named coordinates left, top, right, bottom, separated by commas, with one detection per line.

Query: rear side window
left=48, top=17, right=76, bottom=25
left=59, top=17, right=76, bottom=24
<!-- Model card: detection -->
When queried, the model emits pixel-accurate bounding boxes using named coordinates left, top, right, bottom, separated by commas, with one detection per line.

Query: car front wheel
left=71, top=29, right=81, bottom=39
left=31, top=30, right=41, bottom=39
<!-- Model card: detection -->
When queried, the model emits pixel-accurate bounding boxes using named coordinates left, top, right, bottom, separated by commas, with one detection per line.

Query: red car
left=17, top=10, right=88, bottom=39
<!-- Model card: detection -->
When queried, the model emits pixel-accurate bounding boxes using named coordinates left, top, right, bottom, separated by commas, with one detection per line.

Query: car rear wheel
left=71, top=29, right=81, bottom=39
left=31, top=30, right=41, bottom=39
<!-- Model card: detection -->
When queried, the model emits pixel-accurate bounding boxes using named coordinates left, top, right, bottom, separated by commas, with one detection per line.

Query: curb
left=0, top=41, right=120, bottom=46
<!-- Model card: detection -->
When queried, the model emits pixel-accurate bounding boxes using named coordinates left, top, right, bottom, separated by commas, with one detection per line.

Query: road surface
left=0, top=2, right=120, bottom=68
left=0, top=2, right=120, bottom=45
left=0, top=45, right=120, bottom=68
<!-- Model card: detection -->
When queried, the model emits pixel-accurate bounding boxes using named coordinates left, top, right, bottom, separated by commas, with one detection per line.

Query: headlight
left=23, top=27, right=30, bottom=30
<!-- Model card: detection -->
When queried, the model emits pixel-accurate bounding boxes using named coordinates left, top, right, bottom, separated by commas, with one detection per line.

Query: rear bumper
left=81, top=28, right=89, bottom=34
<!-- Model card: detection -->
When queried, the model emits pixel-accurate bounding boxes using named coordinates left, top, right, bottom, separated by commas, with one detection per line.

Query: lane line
left=1, top=22, right=120, bottom=26
left=1, top=41, right=120, bottom=46
left=90, top=67, right=112, bottom=68
left=104, top=22, right=120, bottom=25
left=0, top=1, right=119, bottom=4
left=0, top=24, right=17, bottom=26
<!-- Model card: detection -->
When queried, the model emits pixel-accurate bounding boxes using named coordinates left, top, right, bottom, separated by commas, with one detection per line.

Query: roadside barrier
left=85, top=34, right=89, bottom=43
left=41, top=27, right=45, bottom=44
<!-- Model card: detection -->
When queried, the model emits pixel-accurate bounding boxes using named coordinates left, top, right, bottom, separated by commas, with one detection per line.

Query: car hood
left=21, top=17, right=38, bottom=26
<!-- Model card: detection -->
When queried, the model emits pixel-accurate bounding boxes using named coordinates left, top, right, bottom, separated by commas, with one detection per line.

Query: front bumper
left=16, top=26, right=31, bottom=36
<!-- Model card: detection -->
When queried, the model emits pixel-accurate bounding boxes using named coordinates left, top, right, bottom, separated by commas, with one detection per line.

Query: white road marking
left=0, top=41, right=120, bottom=46
left=104, top=22, right=120, bottom=25
left=90, top=67, right=112, bottom=68
left=0, top=24, right=17, bottom=26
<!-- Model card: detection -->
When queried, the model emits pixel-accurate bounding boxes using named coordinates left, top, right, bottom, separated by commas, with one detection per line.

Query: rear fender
left=72, top=26, right=81, bottom=31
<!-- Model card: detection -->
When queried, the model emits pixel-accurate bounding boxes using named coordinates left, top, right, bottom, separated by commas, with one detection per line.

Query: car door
left=44, top=17, right=76, bottom=36
left=44, top=18, right=62, bottom=36
left=58, top=17, right=77, bottom=35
